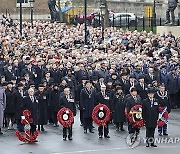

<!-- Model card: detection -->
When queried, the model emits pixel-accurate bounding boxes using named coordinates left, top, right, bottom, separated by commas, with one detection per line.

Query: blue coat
left=165, top=72, right=178, bottom=94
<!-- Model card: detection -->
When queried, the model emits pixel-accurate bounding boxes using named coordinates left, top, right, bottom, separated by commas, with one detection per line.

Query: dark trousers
left=128, top=122, right=140, bottom=134
left=53, top=111, right=58, bottom=125
left=170, top=94, right=178, bottom=108
left=177, top=90, right=180, bottom=108
left=16, top=119, right=24, bottom=131
left=30, top=125, right=36, bottom=135
left=166, top=6, right=176, bottom=23
left=84, top=117, right=93, bottom=130
left=146, top=127, right=155, bottom=145
left=80, top=110, right=84, bottom=125
left=98, top=123, right=109, bottom=136
left=63, top=126, right=72, bottom=138
left=116, top=122, right=124, bottom=130
left=47, top=106, right=54, bottom=124
left=158, top=124, right=167, bottom=134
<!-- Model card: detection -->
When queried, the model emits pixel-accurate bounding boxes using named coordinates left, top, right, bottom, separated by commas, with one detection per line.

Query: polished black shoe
left=104, top=135, right=110, bottom=138
left=120, top=128, right=125, bottom=131
left=89, top=129, right=94, bottom=133
left=63, top=137, right=67, bottom=141
left=41, top=127, right=45, bottom=132
left=80, top=123, right=83, bottom=127
left=68, top=137, right=73, bottom=140
left=146, top=144, right=150, bottom=147
left=151, top=144, right=157, bottom=147
left=164, top=21, right=170, bottom=25
left=158, top=133, right=162, bottom=136
left=99, top=135, right=103, bottom=139
left=163, top=133, right=168, bottom=136
left=84, top=130, right=87, bottom=134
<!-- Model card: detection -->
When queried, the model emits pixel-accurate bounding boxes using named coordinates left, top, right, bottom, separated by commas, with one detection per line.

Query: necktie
left=31, top=96, right=34, bottom=102
left=150, top=99, right=153, bottom=107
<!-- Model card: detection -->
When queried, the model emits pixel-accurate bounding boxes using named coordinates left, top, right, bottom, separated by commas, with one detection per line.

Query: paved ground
left=0, top=109, right=180, bottom=154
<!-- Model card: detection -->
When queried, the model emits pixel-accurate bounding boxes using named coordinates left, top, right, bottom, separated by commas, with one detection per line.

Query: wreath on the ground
left=16, top=110, right=39, bottom=143
left=57, top=108, right=74, bottom=127
left=126, top=105, right=144, bottom=128
left=157, top=107, right=169, bottom=127
left=92, top=104, right=111, bottom=126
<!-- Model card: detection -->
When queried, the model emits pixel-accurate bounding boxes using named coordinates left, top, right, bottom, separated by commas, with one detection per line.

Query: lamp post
left=153, top=0, right=156, bottom=27
left=100, top=3, right=106, bottom=41
left=29, top=0, right=35, bottom=28
left=84, top=0, right=87, bottom=45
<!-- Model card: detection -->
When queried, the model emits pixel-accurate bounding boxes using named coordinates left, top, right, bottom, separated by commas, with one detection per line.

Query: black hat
left=129, top=74, right=135, bottom=79
left=107, top=79, right=113, bottom=83
left=20, top=77, right=26, bottom=81
left=82, top=76, right=88, bottom=81
left=38, top=84, right=44, bottom=87
left=17, top=83, right=24, bottom=87
left=138, top=74, right=145, bottom=80
left=147, top=87, right=156, bottom=94
left=116, top=86, right=123, bottom=91
left=92, top=76, right=98, bottom=81
left=8, top=81, right=13, bottom=85
left=111, top=72, right=117, bottom=76
left=2, top=82, right=8, bottom=86
left=29, top=82, right=35, bottom=86
left=159, top=83, right=165, bottom=87
left=130, top=87, right=137, bottom=92
left=121, top=72, right=127, bottom=77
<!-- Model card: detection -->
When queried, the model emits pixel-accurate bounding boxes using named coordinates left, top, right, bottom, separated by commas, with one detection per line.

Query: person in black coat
left=154, top=84, right=171, bottom=136
left=23, top=88, right=39, bottom=136
left=48, top=84, right=60, bottom=127
left=136, top=75, right=148, bottom=99
left=95, top=84, right=111, bottom=138
left=126, top=87, right=142, bottom=134
left=112, top=86, right=126, bottom=131
left=142, top=87, right=159, bottom=147
left=124, top=74, right=138, bottom=95
left=4, top=82, right=15, bottom=130
left=80, top=80, right=96, bottom=133
left=4, top=64, right=16, bottom=82
left=165, top=67, right=179, bottom=109
left=14, top=83, right=25, bottom=132
left=35, top=84, right=48, bottom=131
left=60, top=87, right=76, bottom=141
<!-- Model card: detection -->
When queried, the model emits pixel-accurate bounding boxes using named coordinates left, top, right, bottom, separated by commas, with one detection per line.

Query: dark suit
left=142, top=98, right=159, bottom=145
left=14, top=90, right=25, bottom=131
left=95, top=91, right=111, bottom=137
left=136, top=82, right=148, bottom=99
left=60, top=95, right=76, bottom=138
left=4, top=69, right=16, bottom=81
left=126, top=95, right=142, bottom=134
left=24, top=95, right=39, bottom=135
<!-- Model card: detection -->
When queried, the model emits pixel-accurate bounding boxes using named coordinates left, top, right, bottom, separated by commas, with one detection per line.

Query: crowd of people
left=0, top=17, right=180, bottom=146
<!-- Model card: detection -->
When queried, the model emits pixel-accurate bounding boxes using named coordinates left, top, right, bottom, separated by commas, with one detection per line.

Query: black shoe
left=89, top=130, right=94, bottom=133
left=68, top=136, right=73, bottom=140
left=164, top=21, right=170, bottom=25
left=146, top=144, right=150, bottom=147
left=41, top=127, right=45, bottom=132
left=159, top=133, right=162, bottom=136
left=84, top=130, right=87, bottom=134
left=63, top=137, right=67, bottom=141
left=163, top=133, right=168, bottom=136
left=121, top=128, right=125, bottom=131
left=104, top=135, right=110, bottom=138
left=0, top=131, right=3, bottom=135
left=99, top=135, right=103, bottom=139
left=80, top=123, right=83, bottom=126
left=151, top=144, right=157, bottom=147
left=115, top=128, right=119, bottom=132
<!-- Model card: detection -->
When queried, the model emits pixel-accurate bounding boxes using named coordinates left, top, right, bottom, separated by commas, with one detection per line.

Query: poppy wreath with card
left=16, top=110, right=39, bottom=143
left=57, top=108, right=74, bottom=127
left=127, top=105, right=144, bottom=128
left=92, top=104, right=111, bottom=126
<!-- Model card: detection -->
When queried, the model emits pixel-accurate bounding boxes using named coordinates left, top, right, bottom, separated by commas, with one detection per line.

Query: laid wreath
left=126, top=105, right=144, bottom=128
left=57, top=108, right=74, bottom=127
left=157, top=107, right=169, bottom=127
left=16, top=110, right=39, bottom=143
left=92, top=104, right=111, bottom=126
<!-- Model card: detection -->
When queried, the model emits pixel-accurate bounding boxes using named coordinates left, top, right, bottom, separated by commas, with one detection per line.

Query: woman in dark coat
left=80, top=80, right=96, bottom=133
left=35, top=84, right=48, bottom=131
left=48, top=84, right=60, bottom=126
left=4, top=82, right=15, bottom=130
left=112, top=86, right=126, bottom=131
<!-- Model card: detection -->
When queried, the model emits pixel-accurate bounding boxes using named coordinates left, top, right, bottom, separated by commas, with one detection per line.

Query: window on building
left=16, top=0, right=34, bottom=7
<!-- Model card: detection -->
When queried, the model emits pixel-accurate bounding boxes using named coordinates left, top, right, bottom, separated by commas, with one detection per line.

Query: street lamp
left=100, top=3, right=106, bottom=41
left=153, top=0, right=156, bottom=27
left=29, top=0, right=35, bottom=28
